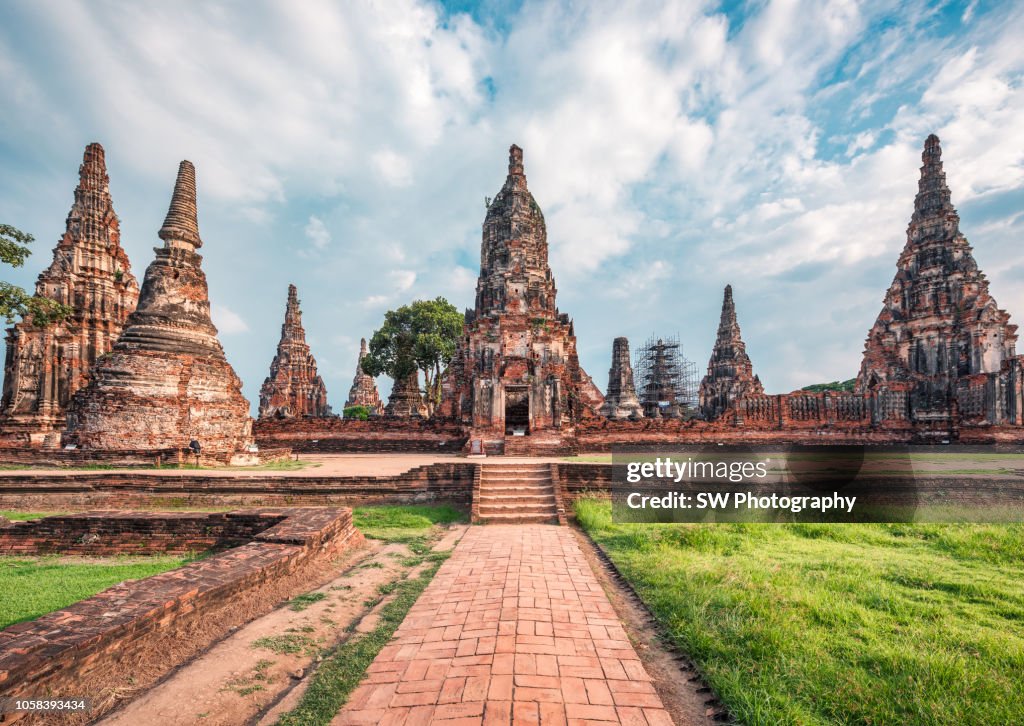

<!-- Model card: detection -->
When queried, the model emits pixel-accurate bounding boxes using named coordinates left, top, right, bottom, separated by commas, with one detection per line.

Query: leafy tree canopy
left=0, top=224, right=73, bottom=326
left=362, top=297, right=464, bottom=415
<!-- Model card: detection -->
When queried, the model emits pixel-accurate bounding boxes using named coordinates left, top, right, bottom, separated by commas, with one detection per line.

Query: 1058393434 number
left=0, top=697, right=92, bottom=713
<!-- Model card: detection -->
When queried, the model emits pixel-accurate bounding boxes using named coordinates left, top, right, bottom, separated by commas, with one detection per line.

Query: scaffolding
left=634, top=334, right=699, bottom=418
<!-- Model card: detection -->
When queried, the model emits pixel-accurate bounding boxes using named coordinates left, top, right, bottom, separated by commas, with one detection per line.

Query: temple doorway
left=505, top=386, right=529, bottom=435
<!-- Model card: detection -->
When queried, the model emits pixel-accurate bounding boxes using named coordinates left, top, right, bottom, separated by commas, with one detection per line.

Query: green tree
left=361, top=297, right=463, bottom=416
left=1, top=224, right=72, bottom=325
left=343, top=405, right=370, bottom=420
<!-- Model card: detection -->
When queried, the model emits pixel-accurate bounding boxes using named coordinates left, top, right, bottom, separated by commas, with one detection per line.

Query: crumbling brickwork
left=856, top=134, right=1024, bottom=435
left=600, top=337, right=643, bottom=419
left=385, top=370, right=427, bottom=418
left=64, top=161, right=254, bottom=457
left=258, top=284, right=331, bottom=419
left=344, top=338, right=384, bottom=415
left=440, top=145, right=602, bottom=453
left=699, top=284, right=764, bottom=420
left=0, top=143, right=139, bottom=447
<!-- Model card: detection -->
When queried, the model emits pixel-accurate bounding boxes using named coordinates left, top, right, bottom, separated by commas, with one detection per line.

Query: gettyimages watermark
left=610, top=445, right=1024, bottom=523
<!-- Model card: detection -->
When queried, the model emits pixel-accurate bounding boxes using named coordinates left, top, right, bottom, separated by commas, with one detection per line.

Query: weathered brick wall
left=0, top=508, right=363, bottom=724
left=575, top=417, right=924, bottom=451
left=253, top=417, right=467, bottom=452
left=0, top=463, right=475, bottom=511
left=0, top=445, right=293, bottom=468
left=0, top=511, right=280, bottom=555
left=557, top=463, right=613, bottom=505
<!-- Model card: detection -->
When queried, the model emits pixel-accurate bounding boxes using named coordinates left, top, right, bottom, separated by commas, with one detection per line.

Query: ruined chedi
left=65, top=161, right=253, bottom=457
left=856, top=134, right=1022, bottom=427
left=0, top=143, right=140, bottom=447
left=385, top=370, right=427, bottom=418
left=440, top=144, right=601, bottom=450
left=344, top=338, right=384, bottom=415
left=600, top=337, right=643, bottom=419
left=699, top=284, right=763, bottom=420
left=258, top=285, right=331, bottom=419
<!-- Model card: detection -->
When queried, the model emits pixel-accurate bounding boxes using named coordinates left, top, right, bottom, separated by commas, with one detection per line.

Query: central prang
left=440, top=145, right=603, bottom=454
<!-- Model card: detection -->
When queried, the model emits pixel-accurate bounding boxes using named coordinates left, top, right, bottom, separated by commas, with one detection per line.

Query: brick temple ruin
left=439, top=145, right=603, bottom=454
left=0, top=143, right=139, bottom=448
left=258, top=284, right=331, bottom=419
left=698, top=285, right=764, bottom=420
left=344, top=338, right=384, bottom=415
left=385, top=370, right=428, bottom=418
left=854, top=134, right=1022, bottom=435
left=599, top=337, right=643, bottom=420
left=64, top=160, right=255, bottom=460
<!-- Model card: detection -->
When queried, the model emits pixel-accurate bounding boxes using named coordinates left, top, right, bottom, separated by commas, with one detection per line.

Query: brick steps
left=476, top=464, right=558, bottom=524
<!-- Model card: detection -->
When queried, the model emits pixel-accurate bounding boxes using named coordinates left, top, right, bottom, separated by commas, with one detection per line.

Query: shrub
left=343, top=405, right=370, bottom=420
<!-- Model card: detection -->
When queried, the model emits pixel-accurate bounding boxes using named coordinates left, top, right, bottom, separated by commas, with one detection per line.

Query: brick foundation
left=0, top=446, right=293, bottom=468
left=0, top=508, right=364, bottom=724
left=254, top=417, right=467, bottom=453
left=0, top=463, right=475, bottom=511
left=0, top=511, right=283, bottom=556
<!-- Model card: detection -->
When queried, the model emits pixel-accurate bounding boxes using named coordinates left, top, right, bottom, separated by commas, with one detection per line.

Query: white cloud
left=372, top=149, right=414, bottom=187
left=304, top=215, right=331, bottom=250
left=211, top=304, right=249, bottom=334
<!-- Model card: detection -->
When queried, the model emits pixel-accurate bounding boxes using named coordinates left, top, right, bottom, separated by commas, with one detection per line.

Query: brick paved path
left=334, top=524, right=673, bottom=725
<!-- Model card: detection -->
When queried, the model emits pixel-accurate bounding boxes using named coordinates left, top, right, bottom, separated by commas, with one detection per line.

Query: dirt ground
left=97, top=525, right=468, bottom=726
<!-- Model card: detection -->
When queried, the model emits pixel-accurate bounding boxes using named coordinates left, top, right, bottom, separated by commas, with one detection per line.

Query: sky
left=1, top=0, right=1023, bottom=413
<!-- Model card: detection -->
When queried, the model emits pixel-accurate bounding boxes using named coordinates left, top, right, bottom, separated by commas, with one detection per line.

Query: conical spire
left=0, top=142, right=139, bottom=437
left=911, top=134, right=957, bottom=227
left=258, top=284, right=330, bottom=419
left=357, top=338, right=369, bottom=372
left=600, top=336, right=643, bottom=419
left=345, top=337, right=384, bottom=415
left=159, top=160, right=202, bottom=248
left=78, top=142, right=108, bottom=194
left=63, top=142, right=120, bottom=249
left=504, top=144, right=529, bottom=192
left=719, top=284, right=737, bottom=330
left=700, top=284, right=763, bottom=419
left=508, top=144, right=524, bottom=176
left=285, top=284, right=301, bottom=328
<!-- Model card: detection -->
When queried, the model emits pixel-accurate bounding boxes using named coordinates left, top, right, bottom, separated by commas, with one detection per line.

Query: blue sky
left=1, top=0, right=1023, bottom=413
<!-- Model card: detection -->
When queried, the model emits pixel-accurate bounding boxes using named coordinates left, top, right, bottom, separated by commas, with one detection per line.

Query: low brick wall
left=0, top=463, right=475, bottom=511
left=0, top=446, right=294, bottom=469
left=0, top=511, right=279, bottom=555
left=557, top=463, right=613, bottom=507
left=0, top=508, right=364, bottom=724
left=254, top=417, right=468, bottom=453
left=575, top=419, right=926, bottom=450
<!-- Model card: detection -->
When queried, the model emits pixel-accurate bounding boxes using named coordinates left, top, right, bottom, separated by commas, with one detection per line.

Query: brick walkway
left=334, top=524, right=673, bottom=725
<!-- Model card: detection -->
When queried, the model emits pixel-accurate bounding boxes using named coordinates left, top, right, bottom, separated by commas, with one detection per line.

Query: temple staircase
left=475, top=463, right=560, bottom=524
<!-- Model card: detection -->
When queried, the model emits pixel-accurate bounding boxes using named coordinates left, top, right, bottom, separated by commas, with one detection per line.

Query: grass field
left=352, top=504, right=465, bottom=542
left=0, top=554, right=192, bottom=629
left=0, top=511, right=62, bottom=521
left=575, top=497, right=1024, bottom=726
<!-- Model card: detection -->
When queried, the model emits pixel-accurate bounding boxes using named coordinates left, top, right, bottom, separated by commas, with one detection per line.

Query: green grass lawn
left=575, top=497, right=1024, bottom=726
left=352, top=504, right=465, bottom=542
left=0, top=554, right=192, bottom=629
left=0, top=511, right=64, bottom=521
